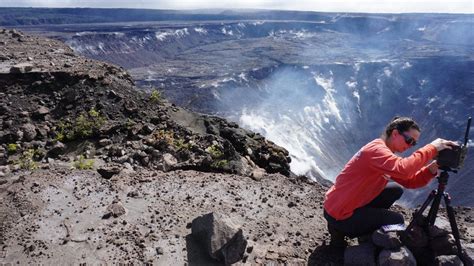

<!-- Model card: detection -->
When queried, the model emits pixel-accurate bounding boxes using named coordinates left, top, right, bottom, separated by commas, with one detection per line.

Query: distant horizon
left=0, top=0, right=472, bottom=14
left=0, top=6, right=473, bottom=15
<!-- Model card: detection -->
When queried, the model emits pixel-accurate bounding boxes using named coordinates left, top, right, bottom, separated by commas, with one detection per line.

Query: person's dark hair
left=383, top=116, right=420, bottom=138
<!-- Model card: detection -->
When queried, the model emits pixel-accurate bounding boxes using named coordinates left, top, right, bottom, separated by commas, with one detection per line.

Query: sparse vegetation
left=73, top=155, right=94, bottom=170
left=7, top=143, right=18, bottom=154
left=175, top=138, right=192, bottom=150
left=154, top=130, right=175, bottom=145
left=17, top=149, right=38, bottom=170
left=125, top=118, right=136, bottom=129
left=54, top=108, right=106, bottom=141
left=211, top=159, right=229, bottom=169
left=206, top=144, right=224, bottom=159
left=149, top=89, right=162, bottom=103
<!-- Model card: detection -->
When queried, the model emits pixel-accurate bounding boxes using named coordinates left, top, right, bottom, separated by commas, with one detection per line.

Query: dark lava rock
left=191, top=212, right=247, bottom=264
left=431, top=234, right=457, bottom=256
left=372, top=229, right=402, bottom=249
left=46, top=141, right=65, bottom=158
left=344, top=242, right=376, bottom=266
left=378, top=246, right=416, bottom=266
left=97, top=165, right=121, bottom=179
left=103, top=199, right=126, bottom=219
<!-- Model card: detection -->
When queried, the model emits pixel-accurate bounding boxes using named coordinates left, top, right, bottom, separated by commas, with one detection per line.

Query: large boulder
left=344, top=242, right=376, bottom=265
left=378, top=246, right=416, bottom=266
left=191, top=212, right=247, bottom=264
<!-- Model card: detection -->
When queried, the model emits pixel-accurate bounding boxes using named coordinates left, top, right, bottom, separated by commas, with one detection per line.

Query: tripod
left=405, top=167, right=472, bottom=265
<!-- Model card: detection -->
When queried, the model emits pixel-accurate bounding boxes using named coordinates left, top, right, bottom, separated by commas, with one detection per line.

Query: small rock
left=21, top=123, right=37, bottom=141
left=47, top=141, right=65, bottom=158
left=434, top=255, right=463, bottom=266
left=378, top=246, right=416, bottom=266
left=99, top=138, right=113, bottom=147
left=372, top=229, right=402, bottom=249
left=250, top=168, right=265, bottom=181
left=0, top=165, right=10, bottom=177
left=156, top=247, right=164, bottom=255
left=162, top=153, right=177, bottom=172
left=10, top=63, right=33, bottom=73
left=33, top=106, right=50, bottom=119
left=97, top=165, right=121, bottom=179
left=103, top=199, right=126, bottom=219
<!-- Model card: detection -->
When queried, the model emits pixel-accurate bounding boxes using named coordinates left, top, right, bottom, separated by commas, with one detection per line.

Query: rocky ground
left=0, top=167, right=329, bottom=264
left=0, top=29, right=473, bottom=265
left=0, top=28, right=291, bottom=179
left=1, top=167, right=473, bottom=265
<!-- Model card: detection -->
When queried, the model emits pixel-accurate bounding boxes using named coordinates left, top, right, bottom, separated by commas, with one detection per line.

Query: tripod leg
left=427, top=189, right=443, bottom=226
left=443, top=193, right=472, bottom=266
left=406, top=190, right=436, bottom=232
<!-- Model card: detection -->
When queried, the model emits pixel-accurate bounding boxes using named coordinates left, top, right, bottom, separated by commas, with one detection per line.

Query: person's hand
left=430, top=138, right=458, bottom=151
left=427, top=160, right=439, bottom=175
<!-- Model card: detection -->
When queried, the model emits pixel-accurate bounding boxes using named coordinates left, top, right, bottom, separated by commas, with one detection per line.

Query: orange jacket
left=324, top=138, right=438, bottom=220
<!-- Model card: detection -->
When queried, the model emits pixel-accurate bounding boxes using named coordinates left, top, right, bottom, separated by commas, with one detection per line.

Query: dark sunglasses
left=399, top=131, right=417, bottom=146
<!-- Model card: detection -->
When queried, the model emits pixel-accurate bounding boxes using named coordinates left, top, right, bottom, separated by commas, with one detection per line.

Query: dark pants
left=324, top=182, right=404, bottom=237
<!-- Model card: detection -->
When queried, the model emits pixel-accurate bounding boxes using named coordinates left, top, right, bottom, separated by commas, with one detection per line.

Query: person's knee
left=389, top=183, right=403, bottom=200
left=394, top=185, right=403, bottom=200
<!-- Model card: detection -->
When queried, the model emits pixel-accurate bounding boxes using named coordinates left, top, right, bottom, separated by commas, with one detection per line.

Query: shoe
left=328, top=224, right=347, bottom=248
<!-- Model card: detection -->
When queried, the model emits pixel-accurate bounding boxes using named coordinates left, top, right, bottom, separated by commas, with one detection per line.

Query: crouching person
left=323, top=116, right=457, bottom=246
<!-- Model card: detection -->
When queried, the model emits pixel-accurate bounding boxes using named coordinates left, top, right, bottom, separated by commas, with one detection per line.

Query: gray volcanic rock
left=103, top=199, right=126, bottom=219
left=378, top=246, right=416, bottom=266
left=191, top=212, right=247, bottom=264
left=372, top=229, right=402, bottom=249
left=21, top=123, right=36, bottom=141
left=434, top=255, right=463, bottom=266
left=344, top=242, right=376, bottom=265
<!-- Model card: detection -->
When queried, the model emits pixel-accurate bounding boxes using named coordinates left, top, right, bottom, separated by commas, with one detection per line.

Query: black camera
left=437, top=117, right=471, bottom=169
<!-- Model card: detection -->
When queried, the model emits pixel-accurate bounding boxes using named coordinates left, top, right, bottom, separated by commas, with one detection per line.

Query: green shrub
left=175, top=139, right=192, bottom=150
left=54, top=108, right=106, bottom=141
left=125, top=118, right=136, bottom=129
left=7, top=143, right=18, bottom=154
left=149, top=89, right=162, bottom=103
left=18, top=149, right=38, bottom=170
left=211, top=159, right=229, bottom=169
left=206, top=144, right=224, bottom=159
left=73, top=155, right=94, bottom=170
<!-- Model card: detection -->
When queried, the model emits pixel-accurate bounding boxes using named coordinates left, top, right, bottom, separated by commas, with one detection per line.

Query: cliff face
left=0, top=29, right=291, bottom=178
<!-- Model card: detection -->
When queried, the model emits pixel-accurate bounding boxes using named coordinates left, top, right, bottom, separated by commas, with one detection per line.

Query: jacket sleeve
left=391, top=166, right=436, bottom=188
left=369, top=143, right=438, bottom=184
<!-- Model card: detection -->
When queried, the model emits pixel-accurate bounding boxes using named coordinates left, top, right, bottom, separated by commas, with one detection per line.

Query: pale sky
left=0, top=0, right=473, bottom=13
